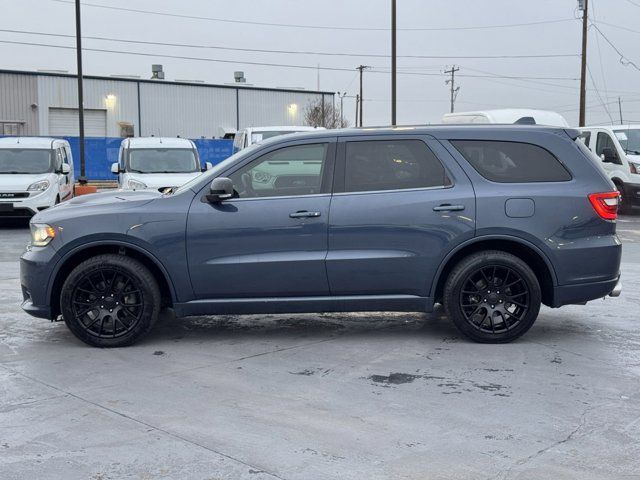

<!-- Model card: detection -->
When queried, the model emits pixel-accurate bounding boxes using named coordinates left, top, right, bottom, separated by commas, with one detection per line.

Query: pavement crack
left=0, top=363, right=287, bottom=480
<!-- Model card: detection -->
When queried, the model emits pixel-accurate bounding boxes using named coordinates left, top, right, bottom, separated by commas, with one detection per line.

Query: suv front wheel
left=60, top=254, right=161, bottom=347
left=443, top=250, right=542, bottom=343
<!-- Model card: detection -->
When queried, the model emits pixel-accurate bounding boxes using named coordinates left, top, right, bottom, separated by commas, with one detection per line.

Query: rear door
left=326, top=135, right=476, bottom=298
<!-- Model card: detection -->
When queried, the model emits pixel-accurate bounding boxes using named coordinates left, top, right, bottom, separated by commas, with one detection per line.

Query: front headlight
left=127, top=179, right=147, bottom=190
left=27, top=180, right=50, bottom=192
left=30, top=223, right=56, bottom=247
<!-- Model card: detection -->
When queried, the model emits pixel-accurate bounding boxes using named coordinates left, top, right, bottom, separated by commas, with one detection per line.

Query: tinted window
left=230, top=143, right=328, bottom=198
left=451, top=140, right=571, bottom=183
left=595, top=132, right=616, bottom=157
left=344, top=140, right=450, bottom=193
left=577, top=131, right=591, bottom=147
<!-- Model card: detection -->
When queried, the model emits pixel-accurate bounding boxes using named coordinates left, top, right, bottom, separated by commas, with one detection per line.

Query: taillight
left=588, top=192, right=620, bottom=220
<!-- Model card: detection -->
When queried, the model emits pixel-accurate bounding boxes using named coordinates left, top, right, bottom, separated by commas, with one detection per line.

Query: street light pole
left=579, top=0, right=589, bottom=127
left=74, top=0, right=86, bottom=182
left=391, top=0, right=397, bottom=125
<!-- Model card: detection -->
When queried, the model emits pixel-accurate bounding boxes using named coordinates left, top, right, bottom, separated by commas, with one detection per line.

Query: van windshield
left=0, top=149, right=52, bottom=174
left=613, top=129, right=640, bottom=155
left=127, top=148, right=199, bottom=173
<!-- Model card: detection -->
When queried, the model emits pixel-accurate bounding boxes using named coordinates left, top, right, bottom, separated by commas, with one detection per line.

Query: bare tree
left=304, top=98, right=350, bottom=129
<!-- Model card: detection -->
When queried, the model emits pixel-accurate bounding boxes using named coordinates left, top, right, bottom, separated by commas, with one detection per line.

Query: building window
left=2, top=123, right=20, bottom=136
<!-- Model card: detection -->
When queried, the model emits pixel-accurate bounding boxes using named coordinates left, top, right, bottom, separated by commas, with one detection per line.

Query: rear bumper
left=551, top=275, right=621, bottom=307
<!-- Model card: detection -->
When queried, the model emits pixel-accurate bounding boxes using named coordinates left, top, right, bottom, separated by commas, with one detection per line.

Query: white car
left=111, top=137, right=211, bottom=192
left=233, top=126, right=325, bottom=153
left=578, top=125, right=640, bottom=213
left=0, top=137, right=73, bottom=218
left=442, top=109, right=570, bottom=127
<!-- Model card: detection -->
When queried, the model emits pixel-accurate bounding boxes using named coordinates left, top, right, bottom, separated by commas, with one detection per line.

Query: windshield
left=613, top=129, right=640, bottom=155
left=0, top=149, right=52, bottom=174
left=127, top=148, right=199, bottom=173
left=174, top=143, right=262, bottom=195
left=251, top=130, right=302, bottom=144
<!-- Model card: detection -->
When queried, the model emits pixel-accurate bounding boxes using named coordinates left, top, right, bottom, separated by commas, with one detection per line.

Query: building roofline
left=0, top=68, right=335, bottom=96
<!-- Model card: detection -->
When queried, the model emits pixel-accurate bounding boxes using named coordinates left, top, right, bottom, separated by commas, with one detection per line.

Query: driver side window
left=229, top=143, right=328, bottom=199
left=595, top=132, right=620, bottom=164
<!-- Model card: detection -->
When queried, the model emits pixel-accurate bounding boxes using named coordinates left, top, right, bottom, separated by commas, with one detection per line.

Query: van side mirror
left=111, top=162, right=121, bottom=174
left=206, top=177, right=234, bottom=203
left=602, top=147, right=618, bottom=164
left=202, top=161, right=213, bottom=172
left=60, top=163, right=71, bottom=175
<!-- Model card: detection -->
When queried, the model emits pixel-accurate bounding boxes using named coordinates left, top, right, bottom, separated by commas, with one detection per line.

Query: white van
left=577, top=125, right=640, bottom=213
left=442, top=109, right=569, bottom=127
left=111, top=137, right=212, bottom=192
left=233, top=126, right=324, bottom=153
left=0, top=137, right=74, bottom=218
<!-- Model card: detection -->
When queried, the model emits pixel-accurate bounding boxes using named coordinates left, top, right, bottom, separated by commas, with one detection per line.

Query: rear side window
left=451, top=140, right=571, bottom=183
left=344, top=139, right=450, bottom=192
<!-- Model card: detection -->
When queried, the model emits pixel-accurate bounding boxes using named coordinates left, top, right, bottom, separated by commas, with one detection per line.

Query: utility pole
left=356, top=65, right=370, bottom=127
left=579, top=0, right=589, bottom=127
left=618, top=96, right=623, bottom=125
left=337, top=92, right=347, bottom=127
left=444, top=66, right=460, bottom=113
left=355, top=94, right=360, bottom=127
left=391, top=0, right=397, bottom=125
left=74, top=0, right=86, bottom=182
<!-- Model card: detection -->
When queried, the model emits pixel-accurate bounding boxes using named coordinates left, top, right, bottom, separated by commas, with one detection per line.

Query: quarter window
left=229, top=143, right=328, bottom=198
left=344, top=139, right=450, bottom=193
left=451, top=140, right=571, bottom=183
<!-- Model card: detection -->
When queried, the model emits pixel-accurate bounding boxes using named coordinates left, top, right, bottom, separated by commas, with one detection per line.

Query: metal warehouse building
left=0, top=69, right=333, bottom=138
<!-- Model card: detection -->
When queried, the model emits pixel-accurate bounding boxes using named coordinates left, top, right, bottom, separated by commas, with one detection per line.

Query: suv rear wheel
left=443, top=250, right=541, bottom=343
left=60, top=254, right=161, bottom=347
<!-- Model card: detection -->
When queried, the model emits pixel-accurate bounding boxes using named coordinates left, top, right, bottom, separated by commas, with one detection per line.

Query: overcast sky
left=2, top=0, right=640, bottom=127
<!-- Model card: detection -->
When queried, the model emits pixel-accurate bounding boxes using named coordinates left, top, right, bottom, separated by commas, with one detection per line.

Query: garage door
left=48, top=108, right=107, bottom=137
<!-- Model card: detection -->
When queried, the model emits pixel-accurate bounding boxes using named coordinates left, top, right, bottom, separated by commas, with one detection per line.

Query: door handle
left=433, top=204, right=465, bottom=212
left=289, top=210, right=321, bottom=218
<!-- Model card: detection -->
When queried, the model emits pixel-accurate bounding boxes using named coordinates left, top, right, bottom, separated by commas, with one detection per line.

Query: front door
left=326, top=136, right=476, bottom=298
left=186, top=140, right=335, bottom=299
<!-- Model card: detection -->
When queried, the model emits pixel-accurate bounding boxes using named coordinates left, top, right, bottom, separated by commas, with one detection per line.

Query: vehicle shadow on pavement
left=141, top=307, right=461, bottom=345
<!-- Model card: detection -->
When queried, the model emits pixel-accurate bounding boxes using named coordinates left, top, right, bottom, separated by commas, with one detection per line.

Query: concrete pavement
left=1, top=217, right=639, bottom=480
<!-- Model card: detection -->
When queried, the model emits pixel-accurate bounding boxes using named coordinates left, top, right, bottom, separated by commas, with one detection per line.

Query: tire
left=615, top=182, right=631, bottom=215
left=60, top=254, right=161, bottom=347
left=443, top=250, right=542, bottom=343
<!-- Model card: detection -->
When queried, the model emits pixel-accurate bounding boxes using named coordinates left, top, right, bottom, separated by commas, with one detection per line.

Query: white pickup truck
left=112, top=137, right=211, bottom=192
left=0, top=137, right=74, bottom=218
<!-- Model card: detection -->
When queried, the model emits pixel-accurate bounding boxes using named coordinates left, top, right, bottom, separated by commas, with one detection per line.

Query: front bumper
left=20, top=246, right=59, bottom=320
left=0, top=190, right=57, bottom=218
left=552, top=275, right=621, bottom=307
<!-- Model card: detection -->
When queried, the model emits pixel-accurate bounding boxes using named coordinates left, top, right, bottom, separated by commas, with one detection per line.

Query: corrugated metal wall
left=37, top=76, right=139, bottom=137
left=0, top=71, right=332, bottom=138
left=139, top=82, right=236, bottom=138
left=0, top=72, right=39, bottom=135
left=238, top=89, right=323, bottom=128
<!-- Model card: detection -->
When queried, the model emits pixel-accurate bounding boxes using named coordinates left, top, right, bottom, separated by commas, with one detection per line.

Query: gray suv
left=20, top=126, right=622, bottom=347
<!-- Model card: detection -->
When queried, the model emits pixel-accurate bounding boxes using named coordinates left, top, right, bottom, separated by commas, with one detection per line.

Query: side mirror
left=206, top=177, right=234, bottom=203
left=602, top=147, right=618, bottom=164
left=111, top=162, right=121, bottom=174
left=205, top=162, right=213, bottom=171
left=60, top=163, right=71, bottom=175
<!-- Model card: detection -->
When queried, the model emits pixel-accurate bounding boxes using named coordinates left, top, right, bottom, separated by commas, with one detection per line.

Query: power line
left=50, top=0, right=575, bottom=32
left=589, top=23, right=640, bottom=71
left=587, top=64, right=614, bottom=123
left=0, top=28, right=579, bottom=61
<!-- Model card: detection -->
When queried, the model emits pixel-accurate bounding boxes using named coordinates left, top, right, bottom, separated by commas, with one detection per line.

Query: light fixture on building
left=288, top=103, right=298, bottom=117
left=105, top=94, right=116, bottom=109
